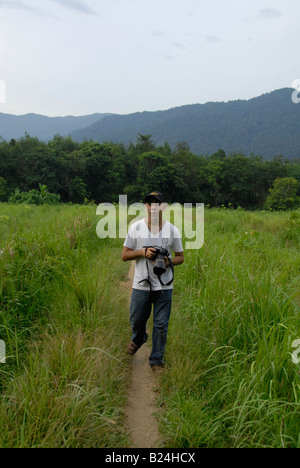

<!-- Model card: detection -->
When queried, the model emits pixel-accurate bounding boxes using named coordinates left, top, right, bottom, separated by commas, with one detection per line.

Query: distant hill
left=71, top=88, right=300, bottom=160
left=1, top=89, right=299, bottom=159
left=0, top=112, right=111, bottom=141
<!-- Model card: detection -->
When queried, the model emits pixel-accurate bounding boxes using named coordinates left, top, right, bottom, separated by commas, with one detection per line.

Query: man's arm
left=121, top=246, right=159, bottom=262
left=167, top=251, right=184, bottom=266
left=121, top=246, right=144, bottom=262
left=122, top=246, right=184, bottom=265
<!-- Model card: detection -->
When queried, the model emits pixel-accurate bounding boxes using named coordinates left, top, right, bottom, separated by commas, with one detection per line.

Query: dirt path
left=121, top=262, right=162, bottom=448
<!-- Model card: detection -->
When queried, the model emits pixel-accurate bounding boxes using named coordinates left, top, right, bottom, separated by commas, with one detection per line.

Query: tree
left=47, top=134, right=79, bottom=157
left=221, top=154, right=262, bottom=209
left=57, top=149, right=87, bottom=201
left=171, top=143, right=203, bottom=203
left=204, top=157, right=226, bottom=207
left=135, top=134, right=156, bottom=154
left=68, top=177, right=90, bottom=204
left=136, top=151, right=178, bottom=202
left=0, top=177, right=9, bottom=202
left=211, top=148, right=226, bottom=160
left=286, top=158, right=300, bottom=183
left=83, top=142, right=119, bottom=203
left=264, top=177, right=300, bottom=210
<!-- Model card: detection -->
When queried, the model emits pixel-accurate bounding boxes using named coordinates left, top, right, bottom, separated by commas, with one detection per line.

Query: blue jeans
left=129, top=288, right=173, bottom=367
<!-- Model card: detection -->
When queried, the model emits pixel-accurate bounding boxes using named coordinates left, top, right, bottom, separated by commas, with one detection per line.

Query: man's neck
left=146, top=215, right=165, bottom=234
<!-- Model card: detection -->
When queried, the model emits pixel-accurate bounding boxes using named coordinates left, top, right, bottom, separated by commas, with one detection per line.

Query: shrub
left=280, top=211, right=300, bottom=246
left=9, top=185, right=61, bottom=205
left=264, top=177, right=300, bottom=211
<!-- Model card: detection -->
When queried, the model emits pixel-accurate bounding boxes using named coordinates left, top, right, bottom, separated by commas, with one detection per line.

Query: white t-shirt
left=123, top=219, right=183, bottom=291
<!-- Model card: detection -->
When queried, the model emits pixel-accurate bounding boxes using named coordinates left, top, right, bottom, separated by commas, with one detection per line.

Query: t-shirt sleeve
left=123, top=225, right=137, bottom=250
left=172, top=227, right=184, bottom=253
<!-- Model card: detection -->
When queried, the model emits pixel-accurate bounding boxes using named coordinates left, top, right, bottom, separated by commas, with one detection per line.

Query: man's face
left=145, top=198, right=162, bottom=218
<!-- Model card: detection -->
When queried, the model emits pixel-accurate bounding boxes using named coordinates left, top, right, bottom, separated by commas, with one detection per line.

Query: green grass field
left=0, top=203, right=299, bottom=448
left=0, top=203, right=131, bottom=448
left=161, top=208, right=300, bottom=448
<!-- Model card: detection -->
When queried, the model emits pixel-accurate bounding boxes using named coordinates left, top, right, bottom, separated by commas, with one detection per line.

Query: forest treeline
left=0, top=133, right=299, bottom=209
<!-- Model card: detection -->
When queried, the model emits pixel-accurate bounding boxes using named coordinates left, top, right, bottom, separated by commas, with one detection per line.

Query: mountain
left=1, top=88, right=299, bottom=159
left=70, top=88, right=300, bottom=160
left=0, top=112, right=111, bottom=141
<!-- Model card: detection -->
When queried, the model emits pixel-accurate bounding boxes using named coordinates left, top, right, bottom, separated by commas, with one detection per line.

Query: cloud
left=0, top=0, right=55, bottom=17
left=163, top=54, right=175, bottom=61
left=205, top=35, right=222, bottom=43
left=0, top=0, right=96, bottom=16
left=173, top=42, right=187, bottom=50
left=151, top=31, right=165, bottom=37
left=49, top=0, right=96, bottom=15
left=258, top=8, right=282, bottom=19
left=0, top=0, right=97, bottom=16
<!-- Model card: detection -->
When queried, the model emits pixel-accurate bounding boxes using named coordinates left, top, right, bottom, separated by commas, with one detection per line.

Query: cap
left=144, top=191, right=166, bottom=204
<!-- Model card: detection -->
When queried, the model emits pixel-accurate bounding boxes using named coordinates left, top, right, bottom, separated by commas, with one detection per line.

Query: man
left=121, top=191, right=184, bottom=371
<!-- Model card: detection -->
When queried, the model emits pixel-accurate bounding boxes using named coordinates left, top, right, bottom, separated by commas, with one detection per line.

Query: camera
left=144, top=246, right=170, bottom=276
left=140, top=246, right=174, bottom=288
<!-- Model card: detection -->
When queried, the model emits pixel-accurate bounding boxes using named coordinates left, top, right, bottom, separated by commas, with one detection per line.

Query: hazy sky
left=0, top=0, right=299, bottom=116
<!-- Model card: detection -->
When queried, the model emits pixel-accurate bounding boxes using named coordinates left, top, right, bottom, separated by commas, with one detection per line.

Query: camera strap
left=138, top=247, right=153, bottom=290
left=157, top=256, right=174, bottom=287
left=138, top=247, right=174, bottom=291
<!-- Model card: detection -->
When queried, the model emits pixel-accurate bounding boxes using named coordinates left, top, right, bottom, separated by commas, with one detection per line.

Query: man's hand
left=145, top=247, right=157, bottom=259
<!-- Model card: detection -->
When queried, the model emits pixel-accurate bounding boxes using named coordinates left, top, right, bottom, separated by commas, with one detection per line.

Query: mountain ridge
left=70, top=88, right=300, bottom=160
left=0, top=112, right=111, bottom=141
left=0, top=88, right=299, bottom=159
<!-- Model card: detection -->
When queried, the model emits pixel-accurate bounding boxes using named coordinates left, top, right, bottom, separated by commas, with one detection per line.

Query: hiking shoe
left=127, top=341, right=139, bottom=356
left=151, top=364, right=164, bottom=373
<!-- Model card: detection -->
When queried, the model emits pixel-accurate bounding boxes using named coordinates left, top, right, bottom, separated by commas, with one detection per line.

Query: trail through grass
left=1, top=204, right=299, bottom=448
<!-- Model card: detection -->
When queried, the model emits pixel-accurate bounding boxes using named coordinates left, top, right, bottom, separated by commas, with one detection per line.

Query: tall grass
left=159, top=208, right=300, bottom=448
left=1, top=203, right=299, bottom=448
left=0, top=203, right=131, bottom=448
